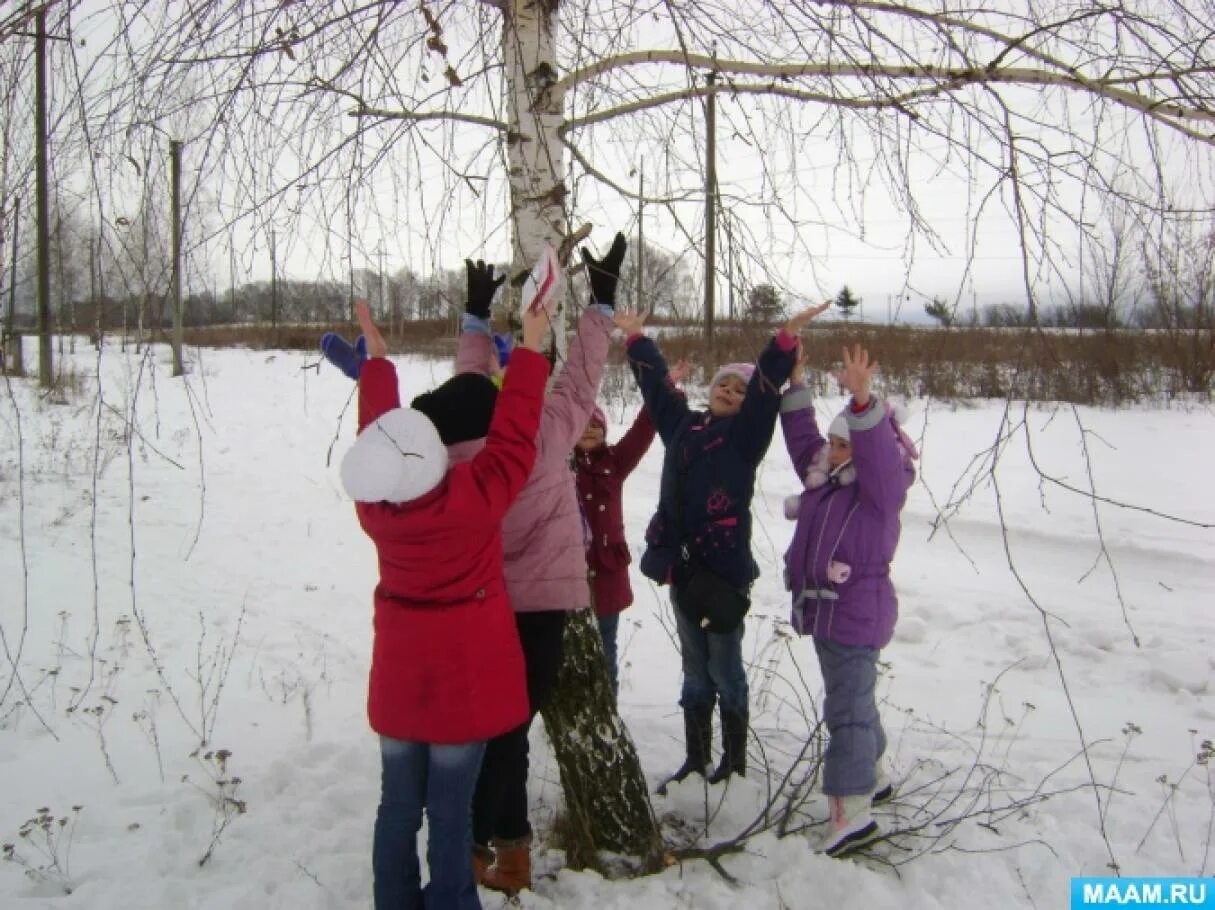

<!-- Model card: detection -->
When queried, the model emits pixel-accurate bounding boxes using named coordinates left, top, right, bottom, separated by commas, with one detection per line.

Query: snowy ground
left=1, top=337, right=1212, bottom=908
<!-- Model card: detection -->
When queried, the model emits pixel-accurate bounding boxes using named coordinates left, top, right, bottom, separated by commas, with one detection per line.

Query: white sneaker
left=819, top=794, right=880, bottom=857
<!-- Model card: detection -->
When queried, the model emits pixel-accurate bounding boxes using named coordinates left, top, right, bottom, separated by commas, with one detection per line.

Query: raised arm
left=531, top=232, right=627, bottom=462
left=617, top=311, right=694, bottom=442
left=454, top=259, right=505, bottom=376
left=729, top=304, right=829, bottom=464
left=354, top=301, right=399, bottom=431
left=611, top=405, right=657, bottom=478
left=779, top=342, right=823, bottom=477
left=461, top=300, right=553, bottom=517
left=835, top=343, right=913, bottom=515
left=780, top=386, right=826, bottom=481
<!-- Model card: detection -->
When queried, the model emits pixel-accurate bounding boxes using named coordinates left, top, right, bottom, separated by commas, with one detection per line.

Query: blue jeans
left=373, top=736, right=487, bottom=910
left=672, top=589, right=748, bottom=715
left=814, top=638, right=886, bottom=797
left=596, top=612, right=620, bottom=695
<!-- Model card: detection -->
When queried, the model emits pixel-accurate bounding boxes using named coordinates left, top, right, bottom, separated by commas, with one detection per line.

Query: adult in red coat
left=342, top=300, right=551, bottom=910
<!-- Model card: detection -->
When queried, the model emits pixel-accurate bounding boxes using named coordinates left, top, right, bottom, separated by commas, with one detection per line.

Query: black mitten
left=580, top=232, right=628, bottom=308
left=465, top=259, right=505, bottom=319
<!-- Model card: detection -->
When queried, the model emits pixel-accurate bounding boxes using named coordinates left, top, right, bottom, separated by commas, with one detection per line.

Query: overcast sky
left=4, top=1, right=1212, bottom=325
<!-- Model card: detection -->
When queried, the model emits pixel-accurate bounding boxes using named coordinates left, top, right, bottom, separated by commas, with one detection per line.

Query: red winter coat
left=353, top=350, right=549, bottom=744
left=574, top=407, right=656, bottom=616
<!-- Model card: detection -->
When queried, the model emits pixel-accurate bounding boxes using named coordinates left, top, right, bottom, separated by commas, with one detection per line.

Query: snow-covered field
left=1, top=337, right=1212, bottom=908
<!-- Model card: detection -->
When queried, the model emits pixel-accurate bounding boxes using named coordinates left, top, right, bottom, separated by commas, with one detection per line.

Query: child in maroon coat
left=342, top=300, right=551, bottom=910
left=574, top=362, right=688, bottom=695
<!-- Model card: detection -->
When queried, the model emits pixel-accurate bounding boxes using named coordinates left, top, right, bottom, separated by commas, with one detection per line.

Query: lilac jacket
left=456, top=308, right=613, bottom=612
left=780, top=385, right=914, bottom=649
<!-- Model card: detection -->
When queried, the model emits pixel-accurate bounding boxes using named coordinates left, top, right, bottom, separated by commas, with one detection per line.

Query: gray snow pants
left=815, top=638, right=887, bottom=797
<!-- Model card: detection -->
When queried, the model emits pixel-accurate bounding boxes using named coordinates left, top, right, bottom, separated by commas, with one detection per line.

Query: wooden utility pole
left=4, top=197, right=22, bottom=374
left=170, top=138, right=184, bottom=376
left=703, top=69, right=717, bottom=341
left=377, top=242, right=387, bottom=332
left=635, top=160, right=644, bottom=313
left=35, top=9, right=52, bottom=386
left=269, top=229, right=278, bottom=331
left=229, top=243, right=237, bottom=322
left=727, top=220, right=735, bottom=321
left=90, top=234, right=101, bottom=350
left=55, top=213, right=75, bottom=354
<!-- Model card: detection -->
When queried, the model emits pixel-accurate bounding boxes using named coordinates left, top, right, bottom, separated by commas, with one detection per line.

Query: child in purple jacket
left=780, top=343, right=917, bottom=858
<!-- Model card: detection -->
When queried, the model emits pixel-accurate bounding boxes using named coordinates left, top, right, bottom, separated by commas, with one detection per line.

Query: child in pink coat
left=454, top=236, right=627, bottom=892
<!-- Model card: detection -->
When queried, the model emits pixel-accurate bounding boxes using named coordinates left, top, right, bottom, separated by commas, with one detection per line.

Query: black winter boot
left=656, top=704, right=714, bottom=795
left=708, top=707, right=748, bottom=784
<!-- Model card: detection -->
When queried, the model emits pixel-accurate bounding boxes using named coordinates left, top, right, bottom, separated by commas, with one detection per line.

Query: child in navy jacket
left=614, top=302, right=828, bottom=791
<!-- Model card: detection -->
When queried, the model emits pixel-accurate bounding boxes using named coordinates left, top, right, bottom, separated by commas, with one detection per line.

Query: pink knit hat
left=710, top=362, right=755, bottom=388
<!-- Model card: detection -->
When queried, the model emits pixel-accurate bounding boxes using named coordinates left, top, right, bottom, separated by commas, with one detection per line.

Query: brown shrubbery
left=605, top=322, right=1213, bottom=405
left=156, top=317, right=1213, bottom=405
left=180, top=318, right=461, bottom=359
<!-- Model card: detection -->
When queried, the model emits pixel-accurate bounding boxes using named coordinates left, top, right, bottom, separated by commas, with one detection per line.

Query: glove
left=492, top=332, right=514, bottom=369
left=580, top=232, right=627, bottom=308
left=465, top=259, right=506, bottom=319
left=320, top=332, right=368, bottom=380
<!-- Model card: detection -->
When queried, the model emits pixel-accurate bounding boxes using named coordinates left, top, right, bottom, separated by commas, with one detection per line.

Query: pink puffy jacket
left=455, top=308, right=613, bottom=612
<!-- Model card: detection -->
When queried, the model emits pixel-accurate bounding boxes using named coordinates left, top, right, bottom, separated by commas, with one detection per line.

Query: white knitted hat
left=827, top=411, right=850, bottom=440
left=341, top=407, right=449, bottom=503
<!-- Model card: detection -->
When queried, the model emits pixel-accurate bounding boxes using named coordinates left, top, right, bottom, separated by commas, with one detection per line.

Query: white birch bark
left=501, top=0, right=571, bottom=357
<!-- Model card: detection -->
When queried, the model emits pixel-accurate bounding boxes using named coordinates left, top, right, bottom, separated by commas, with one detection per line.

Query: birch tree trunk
left=540, top=607, right=666, bottom=871
left=501, top=0, right=664, bottom=869
left=502, top=0, right=570, bottom=360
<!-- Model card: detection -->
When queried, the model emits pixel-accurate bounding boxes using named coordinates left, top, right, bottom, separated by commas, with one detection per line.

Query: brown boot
left=472, top=842, right=494, bottom=886
left=481, top=834, right=532, bottom=894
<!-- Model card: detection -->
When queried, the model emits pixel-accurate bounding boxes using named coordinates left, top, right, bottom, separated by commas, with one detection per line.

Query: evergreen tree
left=835, top=285, right=862, bottom=321
left=924, top=297, right=954, bottom=327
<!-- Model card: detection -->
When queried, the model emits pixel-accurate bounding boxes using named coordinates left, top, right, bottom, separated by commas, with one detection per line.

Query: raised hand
left=520, top=301, right=553, bottom=353
left=612, top=306, right=647, bottom=338
left=465, top=259, right=505, bottom=319
left=834, top=343, right=878, bottom=407
left=790, top=340, right=810, bottom=385
left=580, top=232, right=628, bottom=307
left=784, top=300, right=832, bottom=337
left=319, top=332, right=368, bottom=380
left=354, top=300, right=388, bottom=359
left=668, top=358, right=691, bottom=386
